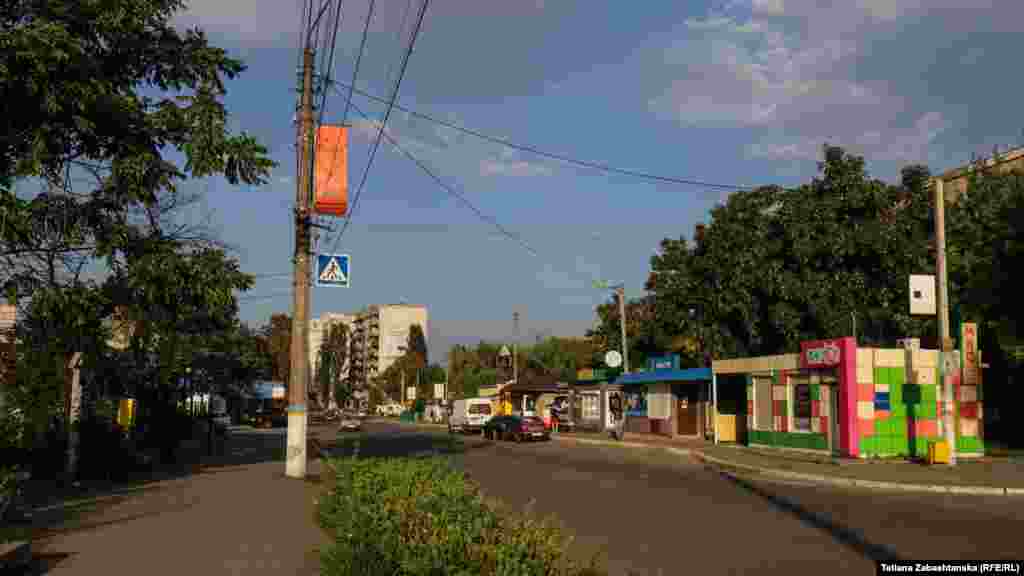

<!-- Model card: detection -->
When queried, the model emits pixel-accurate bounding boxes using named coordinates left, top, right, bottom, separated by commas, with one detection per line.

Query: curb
left=552, top=434, right=667, bottom=451
left=692, top=450, right=1024, bottom=497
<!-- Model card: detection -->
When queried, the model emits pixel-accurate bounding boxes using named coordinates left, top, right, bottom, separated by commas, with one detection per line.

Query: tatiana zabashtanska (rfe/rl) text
left=878, top=562, right=1022, bottom=575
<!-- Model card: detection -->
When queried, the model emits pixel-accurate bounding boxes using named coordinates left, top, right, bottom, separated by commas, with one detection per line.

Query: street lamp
left=594, top=280, right=628, bottom=441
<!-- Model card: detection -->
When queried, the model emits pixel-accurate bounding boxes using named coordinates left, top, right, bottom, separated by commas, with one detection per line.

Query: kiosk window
left=794, top=382, right=812, bottom=431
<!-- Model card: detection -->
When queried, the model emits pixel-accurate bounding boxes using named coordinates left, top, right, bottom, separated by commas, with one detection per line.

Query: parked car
left=483, top=415, right=550, bottom=442
left=340, top=413, right=361, bottom=431
left=449, top=398, right=493, bottom=434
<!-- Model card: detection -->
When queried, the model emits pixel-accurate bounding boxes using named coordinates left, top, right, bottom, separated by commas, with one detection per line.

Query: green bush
left=317, top=452, right=603, bottom=576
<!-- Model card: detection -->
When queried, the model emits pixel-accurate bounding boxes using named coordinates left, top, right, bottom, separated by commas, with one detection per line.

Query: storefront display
left=625, top=388, right=647, bottom=417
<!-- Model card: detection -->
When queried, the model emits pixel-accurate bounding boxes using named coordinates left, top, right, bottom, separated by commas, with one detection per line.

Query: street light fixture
left=593, top=279, right=628, bottom=441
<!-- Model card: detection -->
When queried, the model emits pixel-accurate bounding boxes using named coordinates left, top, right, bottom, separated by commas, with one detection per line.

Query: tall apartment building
left=309, top=312, right=356, bottom=384
left=349, top=304, right=428, bottom=389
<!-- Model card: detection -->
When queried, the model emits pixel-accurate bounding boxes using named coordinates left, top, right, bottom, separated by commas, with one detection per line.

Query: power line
left=238, top=290, right=294, bottom=302
left=326, top=0, right=429, bottom=256
left=346, top=98, right=537, bottom=256
left=317, top=0, right=346, bottom=128
left=250, top=272, right=294, bottom=279
left=341, top=0, right=377, bottom=127
left=385, top=0, right=415, bottom=90
left=333, top=81, right=752, bottom=192
left=316, top=0, right=377, bottom=254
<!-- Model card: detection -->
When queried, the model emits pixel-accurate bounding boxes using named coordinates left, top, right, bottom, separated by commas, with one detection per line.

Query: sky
left=170, top=0, right=1024, bottom=363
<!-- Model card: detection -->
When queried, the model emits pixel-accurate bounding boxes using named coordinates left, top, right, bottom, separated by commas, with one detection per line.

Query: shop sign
left=647, top=355, right=680, bottom=372
left=801, top=340, right=842, bottom=368
left=961, top=322, right=979, bottom=385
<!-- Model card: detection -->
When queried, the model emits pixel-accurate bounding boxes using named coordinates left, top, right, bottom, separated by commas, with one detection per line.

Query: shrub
left=317, top=451, right=604, bottom=576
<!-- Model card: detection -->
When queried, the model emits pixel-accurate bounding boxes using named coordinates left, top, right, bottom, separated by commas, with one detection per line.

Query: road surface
left=329, top=420, right=1024, bottom=576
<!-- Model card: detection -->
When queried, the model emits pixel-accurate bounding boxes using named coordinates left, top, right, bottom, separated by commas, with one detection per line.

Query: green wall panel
left=922, top=385, right=937, bottom=403
left=810, top=384, right=820, bottom=401
left=958, top=436, right=984, bottom=453
left=876, top=367, right=890, bottom=386
left=861, top=436, right=875, bottom=455
left=809, top=434, right=827, bottom=450
left=903, top=384, right=921, bottom=405
left=749, top=430, right=828, bottom=451
left=917, top=437, right=933, bottom=456
left=889, top=367, right=906, bottom=386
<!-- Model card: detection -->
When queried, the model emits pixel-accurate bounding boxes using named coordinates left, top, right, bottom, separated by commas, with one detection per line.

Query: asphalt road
left=332, top=420, right=1024, bottom=576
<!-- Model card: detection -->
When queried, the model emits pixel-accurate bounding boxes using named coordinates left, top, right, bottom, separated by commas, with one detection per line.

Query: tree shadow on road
left=717, top=470, right=906, bottom=563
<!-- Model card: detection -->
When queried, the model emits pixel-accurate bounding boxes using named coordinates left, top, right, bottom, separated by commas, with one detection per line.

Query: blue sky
left=171, top=0, right=1024, bottom=362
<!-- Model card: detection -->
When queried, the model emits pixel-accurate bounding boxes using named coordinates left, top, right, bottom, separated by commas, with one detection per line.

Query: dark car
left=483, top=415, right=550, bottom=442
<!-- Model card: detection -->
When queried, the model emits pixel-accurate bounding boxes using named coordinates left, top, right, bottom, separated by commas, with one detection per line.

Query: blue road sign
left=315, top=253, right=350, bottom=287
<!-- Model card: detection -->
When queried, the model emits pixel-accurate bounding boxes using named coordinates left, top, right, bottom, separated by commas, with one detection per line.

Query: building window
left=581, top=395, right=600, bottom=420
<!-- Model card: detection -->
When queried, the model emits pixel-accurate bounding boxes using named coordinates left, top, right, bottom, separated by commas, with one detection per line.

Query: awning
left=615, top=367, right=712, bottom=385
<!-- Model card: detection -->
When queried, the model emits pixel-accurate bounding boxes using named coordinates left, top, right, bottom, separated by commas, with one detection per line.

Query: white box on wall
left=909, top=275, right=936, bottom=315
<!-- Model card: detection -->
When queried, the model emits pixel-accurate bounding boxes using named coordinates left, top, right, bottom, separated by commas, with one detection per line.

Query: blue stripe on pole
left=288, top=404, right=306, bottom=412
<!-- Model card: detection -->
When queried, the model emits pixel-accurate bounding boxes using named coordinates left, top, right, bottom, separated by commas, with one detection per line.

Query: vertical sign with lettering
left=961, top=322, right=979, bottom=385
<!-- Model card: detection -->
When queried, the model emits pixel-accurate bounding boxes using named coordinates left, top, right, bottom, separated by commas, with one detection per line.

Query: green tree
left=263, top=314, right=292, bottom=385
left=1, top=0, right=273, bottom=462
left=317, top=322, right=348, bottom=408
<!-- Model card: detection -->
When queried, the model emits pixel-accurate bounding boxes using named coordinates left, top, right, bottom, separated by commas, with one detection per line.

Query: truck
left=448, top=397, right=494, bottom=435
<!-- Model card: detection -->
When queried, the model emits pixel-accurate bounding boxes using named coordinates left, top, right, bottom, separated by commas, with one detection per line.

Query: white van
left=449, top=397, right=493, bottom=434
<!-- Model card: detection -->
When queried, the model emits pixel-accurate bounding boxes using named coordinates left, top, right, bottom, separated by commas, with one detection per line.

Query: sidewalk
left=697, top=444, right=1024, bottom=494
left=555, top=431, right=1024, bottom=496
left=15, top=424, right=336, bottom=575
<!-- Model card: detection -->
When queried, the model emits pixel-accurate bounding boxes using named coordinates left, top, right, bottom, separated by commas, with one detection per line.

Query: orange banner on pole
left=314, top=125, right=348, bottom=216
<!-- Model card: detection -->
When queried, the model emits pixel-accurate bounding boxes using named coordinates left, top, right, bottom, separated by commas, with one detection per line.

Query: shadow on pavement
left=718, top=469, right=906, bottom=563
left=319, top=431, right=483, bottom=460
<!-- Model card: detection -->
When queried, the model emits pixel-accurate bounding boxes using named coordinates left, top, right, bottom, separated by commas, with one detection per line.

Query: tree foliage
left=262, top=313, right=291, bottom=385
left=591, top=144, right=1024, bottom=368
left=317, top=322, right=349, bottom=408
left=1, top=0, right=274, bottom=453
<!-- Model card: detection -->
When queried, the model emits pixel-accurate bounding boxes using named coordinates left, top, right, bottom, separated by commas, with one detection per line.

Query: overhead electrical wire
left=333, top=81, right=752, bottom=192
left=315, top=0, right=377, bottom=254
left=325, top=0, right=429, bottom=256
left=346, top=98, right=538, bottom=257
left=317, top=0, right=346, bottom=128
left=312, top=0, right=346, bottom=253
left=385, top=0, right=415, bottom=91
left=340, top=0, right=377, bottom=127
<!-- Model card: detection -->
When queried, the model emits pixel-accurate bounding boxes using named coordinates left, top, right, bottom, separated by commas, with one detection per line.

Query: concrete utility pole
left=286, top=48, right=315, bottom=479
left=513, top=312, right=519, bottom=386
left=934, top=178, right=957, bottom=466
left=617, top=286, right=629, bottom=374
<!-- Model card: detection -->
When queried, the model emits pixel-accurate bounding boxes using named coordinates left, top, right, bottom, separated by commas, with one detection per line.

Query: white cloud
left=751, top=0, right=785, bottom=15
left=479, top=152, right=552, bottom=178
left=351, top=114, right=553, bottom=180
left=646, top=1, right=1013, bottom=172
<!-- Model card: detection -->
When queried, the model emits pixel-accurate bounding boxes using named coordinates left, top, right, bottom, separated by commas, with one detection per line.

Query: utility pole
left=286, top=48, right=314, bottom=479
left=513, top=312, right=520, bottom=386
left=617, top=286, right=629, bottom=374
left=934, top=178, right=957, bottom=466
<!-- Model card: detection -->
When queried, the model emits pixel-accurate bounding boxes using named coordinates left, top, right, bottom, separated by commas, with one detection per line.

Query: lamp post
left=594, top=280, right=628, bottom=440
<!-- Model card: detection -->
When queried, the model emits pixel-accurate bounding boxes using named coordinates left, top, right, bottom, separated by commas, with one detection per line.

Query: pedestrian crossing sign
left=315, top=253, right=350, bottom=287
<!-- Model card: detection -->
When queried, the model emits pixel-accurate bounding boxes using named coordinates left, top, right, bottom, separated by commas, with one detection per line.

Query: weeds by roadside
left=316, top=438, right=604, bottom=576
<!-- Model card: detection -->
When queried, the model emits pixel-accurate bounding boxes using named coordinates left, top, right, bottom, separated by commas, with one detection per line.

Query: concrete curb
left=692, top=450, right=1024, bottom=497
left=552, top=434, right=669, bottom=451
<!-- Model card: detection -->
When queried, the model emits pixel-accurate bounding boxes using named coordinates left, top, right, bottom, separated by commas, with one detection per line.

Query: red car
left=482, top=415, right=551, bottom=442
